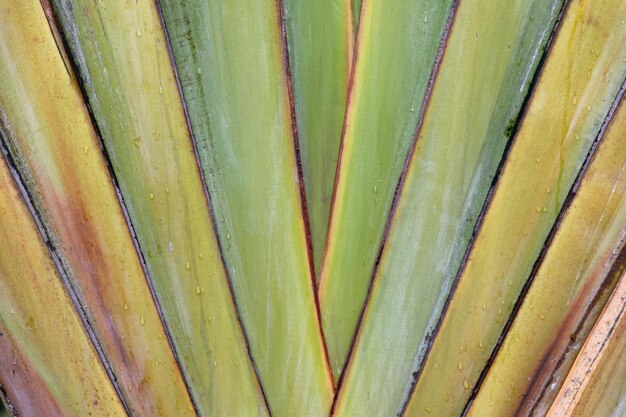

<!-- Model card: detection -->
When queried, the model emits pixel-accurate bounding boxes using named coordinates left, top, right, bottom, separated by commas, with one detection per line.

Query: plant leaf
left=329, top=0, right=565, bottom=414
left=282, top=0, right=352, bottom=272
left=404, top=1, right=626, bottom=415
left=0, top=143, right=126, bottom=416
left=318, top=0, right=456, bottom=379
left=466, top=93, right=626, bottom=417
left=547, top=267, right=626, bottom=417
left=158, top=1, right=334, bottom=415
left=0, top=2, right=197, bottom=415
left=51, top=1, right=270, bottom=415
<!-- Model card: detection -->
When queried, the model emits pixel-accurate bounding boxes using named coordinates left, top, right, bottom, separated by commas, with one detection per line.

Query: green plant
left=0, top=0, right=624, bottom=416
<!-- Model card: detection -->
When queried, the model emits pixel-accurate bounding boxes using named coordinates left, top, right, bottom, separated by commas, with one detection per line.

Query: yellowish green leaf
left=467, top=93, right=626, bottom=417
left=51, top=1, right=269, bottom=415
left=319, top=0, right=456, bottom=379
left=405, top=1, right=626, bottom=415
left=0, top=2, right=196, bottom=415
left=330, top=0, right=565, bottom=414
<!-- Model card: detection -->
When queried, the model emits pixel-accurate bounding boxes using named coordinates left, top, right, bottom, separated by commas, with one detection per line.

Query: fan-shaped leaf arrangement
left=0, top=0, right=624, bottom=416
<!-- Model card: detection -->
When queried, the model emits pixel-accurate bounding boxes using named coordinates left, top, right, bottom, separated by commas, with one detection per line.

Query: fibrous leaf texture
left=0, top=0, right=624, bottom=416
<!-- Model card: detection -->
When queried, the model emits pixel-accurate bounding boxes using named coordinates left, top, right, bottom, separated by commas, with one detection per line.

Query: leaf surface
left=0, top=2, right=197, bottom=415
left=282, top=0, right=352, bottom=271
left=319, top=0, right=456, bottom=379
left=467, top=93, right=626, bottom=417
left=159, top=1, right=334, bottom=415
left=52, top=1, right=269, bottom=415
left=0, top=140, right=126, bottom=417
left=330, top=0, right=565, bottom=414
left=547, top=267, right=626, bottom=417
left=404, top=1, right=626, bottom=415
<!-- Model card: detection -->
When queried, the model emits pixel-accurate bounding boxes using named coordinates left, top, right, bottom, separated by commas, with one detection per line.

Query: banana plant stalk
left=0, top=0, right=624, bottom=415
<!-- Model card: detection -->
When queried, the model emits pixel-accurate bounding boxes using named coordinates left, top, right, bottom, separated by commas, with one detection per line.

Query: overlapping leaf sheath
left=318, top=0, right=456, bottom=379
left=0, top=2, right=196, bottom=416
left=51, top=1, right=269, bottom=415
left=466, top=96, right=626, bottom=417
left=0, top=146, right=126, bottom=416
left=548, top=270, right=626, bottom=417
left=282, top=0, right=352, bottom=272
left=158, top=1, right=333, bottom=416
left=404, top=0, right=626, bottom=415
left=330, top=0, right=564, bottom=414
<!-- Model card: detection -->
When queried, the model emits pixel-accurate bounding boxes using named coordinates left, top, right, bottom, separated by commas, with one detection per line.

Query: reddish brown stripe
left=0, top=330, right=68, bottom=417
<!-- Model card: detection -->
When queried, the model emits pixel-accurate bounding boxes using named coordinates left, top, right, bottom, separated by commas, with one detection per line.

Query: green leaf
left=51, top=1, right=269, bottom=415
left=318, top=0, right=456, bottom=379
left=158, top=1, right=333, bottom=415
left=282, top=0, right=352, bottom=272
left=329, top=1, right=565, bottom=413
left=404, top=1, right=626, bottom=415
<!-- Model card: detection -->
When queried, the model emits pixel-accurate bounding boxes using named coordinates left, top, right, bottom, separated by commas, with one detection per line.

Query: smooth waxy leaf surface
left=283, top=0, right=352, bottom=272
left=330, top=0, right=564, bottom=414
left=0, top=138, right=125, bottom=416
left=0, top=2, right=196, bottom=416
left=467, top=94, right=626, bottom=417
left=405, top=0, right=626, bottom=415
left=319, top=0, right=455, bottom=379
left=547, top=268, right=626, bottom=417
left=159, top=1, right=333, bottom=415
left=52, top=1, right=269, bottom=415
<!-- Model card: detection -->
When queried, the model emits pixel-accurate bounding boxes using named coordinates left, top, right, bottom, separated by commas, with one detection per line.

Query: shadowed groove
left=0, top=383, right=20, bottom=417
